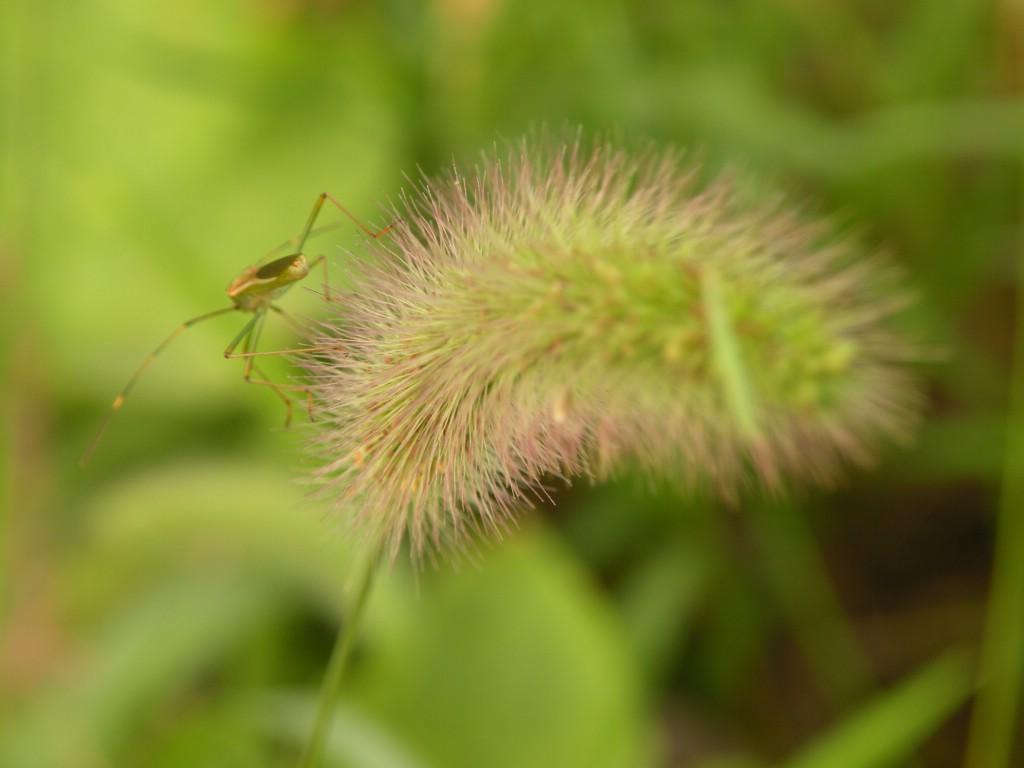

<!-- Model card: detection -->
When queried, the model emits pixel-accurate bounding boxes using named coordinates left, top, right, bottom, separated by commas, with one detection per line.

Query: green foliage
left=0, top=0, right=1016, bottom=766
left=782, top=651, right=972, bottom=768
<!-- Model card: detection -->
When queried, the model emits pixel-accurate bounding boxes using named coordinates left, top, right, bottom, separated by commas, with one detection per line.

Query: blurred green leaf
left=72, top=460, right=356, bottom=616
left=0, top=569, right=282, bottom=767
left=264, top=694, right=428, bottom=768
left=617, top=536, right=713, bottom=682
left=352, top=527, right=655, bottom=768
left=781, top=650, right=972, bottom=768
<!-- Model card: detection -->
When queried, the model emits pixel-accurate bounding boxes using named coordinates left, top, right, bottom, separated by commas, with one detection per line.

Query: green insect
left=80, top=193, right=388, bottom=466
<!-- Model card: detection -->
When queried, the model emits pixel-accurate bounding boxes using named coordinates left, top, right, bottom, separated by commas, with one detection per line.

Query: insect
left=80, top=192, right=390, bottom=466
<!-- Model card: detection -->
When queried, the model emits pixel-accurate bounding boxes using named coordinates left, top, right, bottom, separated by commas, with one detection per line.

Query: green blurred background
left=0, top=0, right=1017, bottom=766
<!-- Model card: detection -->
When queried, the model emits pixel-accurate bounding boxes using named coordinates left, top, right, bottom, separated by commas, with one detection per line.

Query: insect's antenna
left=80, top=306, right=239, bottom=467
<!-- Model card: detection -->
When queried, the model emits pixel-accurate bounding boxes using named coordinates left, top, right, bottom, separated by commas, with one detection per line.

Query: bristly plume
left=299, top=134, right=924, bottom=560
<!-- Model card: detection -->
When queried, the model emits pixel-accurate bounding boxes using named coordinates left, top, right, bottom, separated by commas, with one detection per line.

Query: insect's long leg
left=296, top=192, right=393, bottom=253
left=255, top=193, right=390, bottom=283
left=224, top=312, right=261, bottom=360
left=239, top=311, right=296, bottom=425
left=80, top=306, right=240, bottom=466
left=304, top=254, right=334, bottom=303
left=224, top=309, right=316, bottom=424
left=298, top=194, right=394, bottom=301
left=226, top=304, right=345, bottom=357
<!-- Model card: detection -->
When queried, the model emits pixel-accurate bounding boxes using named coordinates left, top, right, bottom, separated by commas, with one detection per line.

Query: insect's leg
left=224, top=312, right=261, bottom=360
left=303, top=252, right=352, bottom=304
left=243, top=362, right=316, bottom=424
left=222, top=311, right=291, bottom=424
left=80, top=306, right=240, bottom=466
left=305, top=253, right=334, bottom=303
left=319, top=192, right=394, bottom=240
left=224, top=310, right=318, bottom=425
left=292, top=192, right=395, bottom=262
left=227, top=305, right=345, bottom=356
left=295, top=192, right=392, bottom=301
left=224, top=305, right=344, bottom=421
left=253, top=191, right=388, bottom=267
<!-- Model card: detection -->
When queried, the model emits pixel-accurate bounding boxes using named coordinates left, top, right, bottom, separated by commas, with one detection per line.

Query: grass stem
left=963, top=138, right=1024, bottom=768
left=297, top=537, right=384, bottom=768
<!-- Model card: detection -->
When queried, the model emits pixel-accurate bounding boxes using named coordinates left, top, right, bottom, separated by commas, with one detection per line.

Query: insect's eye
left=256, top=254, right=301, bottom=279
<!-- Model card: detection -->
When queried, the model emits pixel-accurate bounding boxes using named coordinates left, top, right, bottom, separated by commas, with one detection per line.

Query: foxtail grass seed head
left=301, top=136, right=924, bottom=559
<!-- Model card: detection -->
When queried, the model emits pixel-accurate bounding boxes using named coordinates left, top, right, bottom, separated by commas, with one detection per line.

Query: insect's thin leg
left=305, top=253, right=333, bottom=303
left=227, top=347, right=338, bottom=358
left=245, top=363, right=300, bottom=424
left=237, top=369, right=317, bottom=423
left=225, top=305, right=334, bottom=421
left=225, top=310, right=316, bottom=425
left=243, top=312, right=295, bottom=426
left=252, top=191, right=386, bottom=269
left=319, top=192, right=394, bottom=240
left=291, top=193, right=331, bottom=257
left=293, top=192, right=394, bottom=258
left=293, top=194, right=395, bottom=302
left=80, top=306, right=240, bottom=467
left=224, top=312, right=261, bottom=359
left=227, top=305, right=345, bottom=358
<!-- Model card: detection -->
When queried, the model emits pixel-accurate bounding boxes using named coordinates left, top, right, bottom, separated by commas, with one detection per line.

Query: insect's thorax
left=227, top=253, right=310, bottom=312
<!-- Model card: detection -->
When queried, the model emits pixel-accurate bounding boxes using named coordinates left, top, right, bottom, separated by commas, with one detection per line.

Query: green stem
left=747, top=498, right=875, bottom=708
left=297, top=537, right=385, bottom=768
left=963, top=104, right=1024, bottom=768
